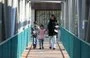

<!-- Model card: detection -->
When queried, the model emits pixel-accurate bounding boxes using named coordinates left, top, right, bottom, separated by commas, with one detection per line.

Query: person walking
left=31, top=21, right=38, bottom=49
left=38, top=24, right=46, bottom=49
left=47, top=14, right=58, bottom=50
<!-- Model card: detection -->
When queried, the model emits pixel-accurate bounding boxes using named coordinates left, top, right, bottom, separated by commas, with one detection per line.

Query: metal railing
left=0, top=27, right=31, bottom=58
left=60, top=27, right=90, bottom=58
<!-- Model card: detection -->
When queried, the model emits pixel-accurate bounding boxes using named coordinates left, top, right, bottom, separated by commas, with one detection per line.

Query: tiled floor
left=27, top=42, right=63, bottom=58
left=22, top=37, right=70, bottom=58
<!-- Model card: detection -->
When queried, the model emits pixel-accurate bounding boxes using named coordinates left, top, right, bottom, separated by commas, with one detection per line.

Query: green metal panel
left=21, top=31, right=25, bottom=53
left=81, top=41, right=90, bottom=58
left=17, top=32, right=22, bottom=58
left=0, top=27, right=31, bottom=58
left=0, top=45, right=2, bottom=58
left=60, top=27, right=90, bottom=58
left=73, top=37, right=81, bottom=58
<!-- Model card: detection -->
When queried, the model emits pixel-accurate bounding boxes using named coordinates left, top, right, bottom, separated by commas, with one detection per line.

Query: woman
left=48, top=14, right=57, bottom=50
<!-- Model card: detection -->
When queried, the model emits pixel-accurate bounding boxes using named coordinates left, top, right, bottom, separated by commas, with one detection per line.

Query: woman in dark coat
left=48, top=14, right=57, bottom=50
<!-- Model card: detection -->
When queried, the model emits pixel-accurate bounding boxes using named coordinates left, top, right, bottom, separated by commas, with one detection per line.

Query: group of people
left=31, top=14, right=59, bottom=50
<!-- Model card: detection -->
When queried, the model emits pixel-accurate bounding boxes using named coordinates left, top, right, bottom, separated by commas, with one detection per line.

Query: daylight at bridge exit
left=0, top=0, right=90, bottom=58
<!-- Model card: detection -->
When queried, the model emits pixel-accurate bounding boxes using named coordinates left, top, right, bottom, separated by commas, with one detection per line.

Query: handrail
left=60, top=27, right=90, bottom=58
left=60, top=27, right=90, bottom=46
left=0, top=27, right=30, bottom=46
left=0, top=27, right=31, bottom=58
left=0, top=34, right=17, bottom=46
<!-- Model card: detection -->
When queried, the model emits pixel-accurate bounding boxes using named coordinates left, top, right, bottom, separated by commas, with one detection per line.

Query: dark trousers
left=39, top=39, right=44, bottom=48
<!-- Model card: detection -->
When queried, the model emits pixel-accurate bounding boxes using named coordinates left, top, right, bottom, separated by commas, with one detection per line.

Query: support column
left=86, top=1, right=90, bottom=42
left=31, top=9, right=35, bottom=25
left=65, top=0, right=69, bottom=30
left=86, top=11, right=90, bottom=42
left=11, top=0, right=18, bottom=36
left=0, top=0, right=2, bottom=42
left=69, top=0, right=75, bottom=33
left=63, top=1, right=67, bottom=28
left=61, top=2, right=64, bottom=27
left=78, top=0, right=86, bottom=39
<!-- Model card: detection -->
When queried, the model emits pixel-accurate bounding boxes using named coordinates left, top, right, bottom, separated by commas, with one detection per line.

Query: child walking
left=38, top=24, right=46, bottom=49
left=31, top=22, right=38, bottom=49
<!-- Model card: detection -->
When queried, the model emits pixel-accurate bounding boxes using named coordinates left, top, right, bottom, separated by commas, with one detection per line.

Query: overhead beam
left=31, top=0, right=63, bottom=3
left=31, top=2, right=61, bottom=10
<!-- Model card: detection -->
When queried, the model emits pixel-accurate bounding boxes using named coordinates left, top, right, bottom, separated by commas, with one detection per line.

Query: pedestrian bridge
left=22, top=33, right=69, bottom=58
left=0, top=0, right=90, bottom=58
left=22, top=41, right=69, bottom=58
left=0, top=27, right=90, bottom=58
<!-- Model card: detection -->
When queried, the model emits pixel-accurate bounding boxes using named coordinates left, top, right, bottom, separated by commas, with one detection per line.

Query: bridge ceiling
left=31, top=0, right=63, bottom=3
left=31, top=2, right=61, bottom=10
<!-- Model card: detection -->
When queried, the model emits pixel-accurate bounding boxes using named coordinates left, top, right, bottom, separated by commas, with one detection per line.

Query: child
left=38, top=24, right=46, bottom=49
left=32, top=22, right=38, bottom=49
